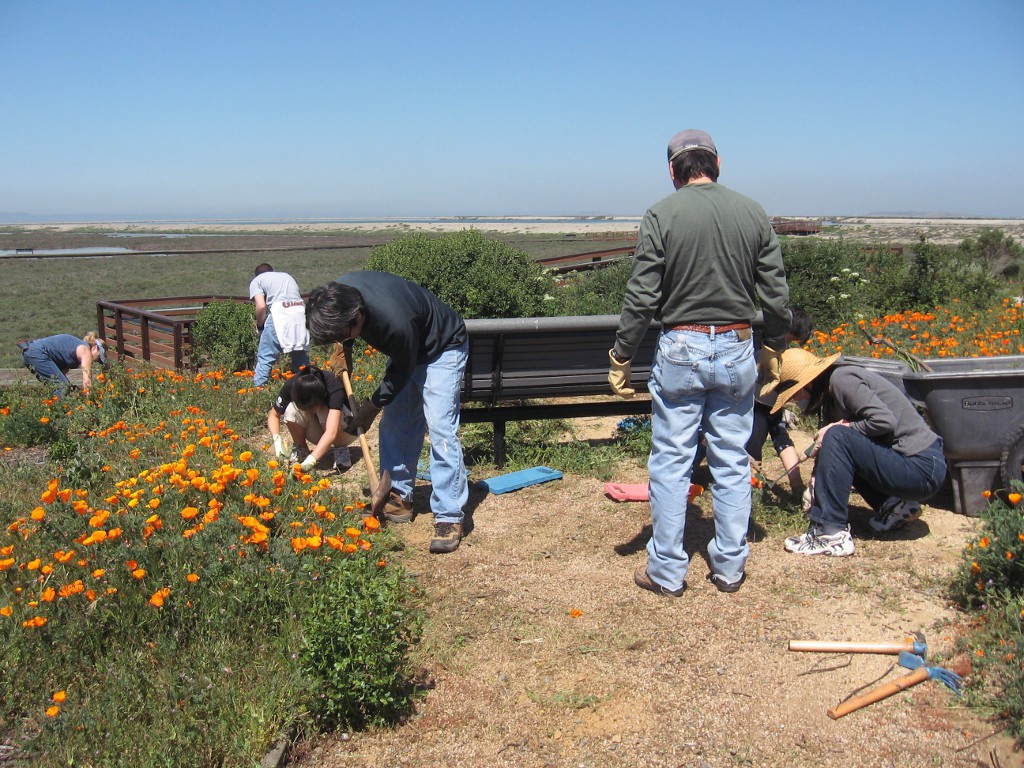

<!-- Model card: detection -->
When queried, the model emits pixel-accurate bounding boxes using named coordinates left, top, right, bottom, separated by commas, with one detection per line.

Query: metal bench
left=459, top=314, right=765, bottom=466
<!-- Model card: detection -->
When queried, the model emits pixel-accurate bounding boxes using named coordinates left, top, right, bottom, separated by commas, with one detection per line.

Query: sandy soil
left=292, top=416, right=1021, bottom=768
left=10, top=216, right=1024, bottom=245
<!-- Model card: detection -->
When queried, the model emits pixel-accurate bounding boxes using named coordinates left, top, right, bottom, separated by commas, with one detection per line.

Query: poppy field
left=0, top=362, right=419, bottom=766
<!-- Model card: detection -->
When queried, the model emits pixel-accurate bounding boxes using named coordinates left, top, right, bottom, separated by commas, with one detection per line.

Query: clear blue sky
left=2, top=0, right=1022, bottom=219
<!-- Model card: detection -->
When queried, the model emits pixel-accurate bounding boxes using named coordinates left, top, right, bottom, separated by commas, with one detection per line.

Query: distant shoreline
left=2, top=215, right=1022, bottom=244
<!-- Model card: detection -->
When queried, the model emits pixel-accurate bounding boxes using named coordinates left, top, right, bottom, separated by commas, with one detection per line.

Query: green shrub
left=783, top=239, right=889, bottom=330
left=959, top=227, right=1024, bottom=278
left=950, top=489, right=1024, bottom=607
left=549, top=258, right=633, bottom=316
left=190, top=300, right=257, bottom=371
left=300, top=555, right=422, bottom=729
left=0, top=386, right=62, bottom=447
left=365, top=230, right=554, bottom=319
left=904, top=240, right=1000, bottom=311
left=948, top=486, right=1024, bottom=743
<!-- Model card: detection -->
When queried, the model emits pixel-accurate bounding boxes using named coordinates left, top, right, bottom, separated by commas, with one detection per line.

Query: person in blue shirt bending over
left=18, top=332, right=107, bottom=398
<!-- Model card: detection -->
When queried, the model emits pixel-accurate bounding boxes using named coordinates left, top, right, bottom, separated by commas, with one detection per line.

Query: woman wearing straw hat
left=771, top=348, right=946, bottom=556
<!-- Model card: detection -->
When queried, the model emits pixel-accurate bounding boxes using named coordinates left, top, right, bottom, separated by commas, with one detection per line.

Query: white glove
left=272, top=434, right=287, bottom=459
left=299, top=454, right=317, bottom=472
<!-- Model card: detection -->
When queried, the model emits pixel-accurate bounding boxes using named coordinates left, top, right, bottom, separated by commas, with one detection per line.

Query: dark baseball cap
left=667, top=129, right=717, bottom=161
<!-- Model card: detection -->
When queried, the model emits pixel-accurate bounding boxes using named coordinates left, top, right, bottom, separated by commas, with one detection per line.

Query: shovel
left=333, top=344, right=392, bottom=517
left=826, top=651, right=962, bottom=719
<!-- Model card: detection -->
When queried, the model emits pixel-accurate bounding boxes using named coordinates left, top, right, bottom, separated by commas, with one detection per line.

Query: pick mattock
left=826, top=650, right=962, bottom=720
left=759, top=443, right=816, bottom=495
left=332, top=343, right=392, bottom=517
left=789, top=630, right=928, bottom=659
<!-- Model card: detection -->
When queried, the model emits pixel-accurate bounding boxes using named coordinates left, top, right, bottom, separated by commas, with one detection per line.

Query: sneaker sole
left=784, top=542, right=855, bottom=556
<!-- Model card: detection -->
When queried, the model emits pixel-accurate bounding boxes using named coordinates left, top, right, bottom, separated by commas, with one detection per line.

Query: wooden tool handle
left=339, top=368, right=378, bottom=496
left=827, top=667, right=929, bottom=719
left=789, top=640, right=912, bottom=654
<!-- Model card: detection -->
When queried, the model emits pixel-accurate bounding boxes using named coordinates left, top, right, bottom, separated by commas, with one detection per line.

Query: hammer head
left=911, top=629, right=927, bottom=660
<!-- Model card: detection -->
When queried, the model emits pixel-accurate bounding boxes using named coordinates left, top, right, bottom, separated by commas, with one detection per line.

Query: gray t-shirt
left=249, top=271, right=302, bottom=308
left=828, top=363, right=940, bottom=456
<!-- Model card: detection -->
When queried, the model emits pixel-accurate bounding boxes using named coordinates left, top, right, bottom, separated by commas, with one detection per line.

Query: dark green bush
left=300, top=555, right=421, bottom=729
left=190, top=300, right=257, bottom=371
left=949, top=486, right=1024, bottom=742
left=782, top=239, right=899, bottom=330
left=959, top=227, right=1024, bottom=278
left=548, top=258, right=633, bottom=316
left=365, top=230, right=554, bottom=319
left=950, top=490, right=1024, bottom=607
left=904, top=240, right=1001, bottom=311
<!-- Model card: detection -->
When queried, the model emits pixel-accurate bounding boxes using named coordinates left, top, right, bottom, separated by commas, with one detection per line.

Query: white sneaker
left=334, top=446, right=353, bottom=473
left=784, top=525, right=855, bottom=556
left=869, top=497, right=922, bottom=532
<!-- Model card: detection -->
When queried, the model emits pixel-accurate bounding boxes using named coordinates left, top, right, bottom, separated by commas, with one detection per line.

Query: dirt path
left=294, top=418, right=1020, bottom=768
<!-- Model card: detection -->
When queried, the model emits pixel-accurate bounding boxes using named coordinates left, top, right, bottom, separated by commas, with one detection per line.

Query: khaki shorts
left=283, top=402, right=329, bottom=443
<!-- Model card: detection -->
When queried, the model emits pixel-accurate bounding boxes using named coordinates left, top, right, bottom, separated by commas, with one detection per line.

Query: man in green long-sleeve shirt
left=609, top=128, right=791, bottom=597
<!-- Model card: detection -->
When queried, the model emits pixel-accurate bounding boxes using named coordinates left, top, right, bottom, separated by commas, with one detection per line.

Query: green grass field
left=0, top=227, right=612, bottom=366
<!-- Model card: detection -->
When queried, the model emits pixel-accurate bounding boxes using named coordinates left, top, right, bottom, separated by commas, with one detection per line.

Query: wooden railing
left=97, top=295, right=247, bottom=371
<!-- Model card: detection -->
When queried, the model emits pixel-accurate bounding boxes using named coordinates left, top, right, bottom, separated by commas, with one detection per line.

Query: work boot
left=706, top=571, right=746, bottom=594
left=429, top=522, right=462, bottom=554
left=383, top=493, right=413, bottom=524
left=633, top=564, right=686, bottom=597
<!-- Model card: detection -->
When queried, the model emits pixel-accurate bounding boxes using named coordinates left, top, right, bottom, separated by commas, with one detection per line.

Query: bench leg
left=494, top=420, right=507, bottom=468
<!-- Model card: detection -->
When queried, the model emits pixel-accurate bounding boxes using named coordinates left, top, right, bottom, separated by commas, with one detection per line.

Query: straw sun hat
left=770, top=348, right=842, bottom=414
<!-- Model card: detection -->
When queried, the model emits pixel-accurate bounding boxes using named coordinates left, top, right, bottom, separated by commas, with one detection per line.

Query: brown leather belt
left=670, top=322, right=750, bottom=333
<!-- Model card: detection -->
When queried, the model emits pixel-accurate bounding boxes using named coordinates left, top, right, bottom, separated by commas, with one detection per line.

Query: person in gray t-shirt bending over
left=249, top=263, right=311, bottom=386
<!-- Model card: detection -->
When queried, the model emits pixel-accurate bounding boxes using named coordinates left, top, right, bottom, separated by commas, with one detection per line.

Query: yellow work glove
left=330, top=342, right=352, bottom=377
left=608, top=350, right=635, bottom=399
left=299, top=453, right=317, bottom=472
left=757, top=345, right=783, bottom=401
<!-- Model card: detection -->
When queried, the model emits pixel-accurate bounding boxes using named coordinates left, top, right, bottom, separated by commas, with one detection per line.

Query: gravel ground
left=290, top=416, right=1021, bottom=768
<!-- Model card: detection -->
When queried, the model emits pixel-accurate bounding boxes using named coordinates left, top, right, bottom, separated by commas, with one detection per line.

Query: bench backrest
left=462, top=314, right=765, bottom=404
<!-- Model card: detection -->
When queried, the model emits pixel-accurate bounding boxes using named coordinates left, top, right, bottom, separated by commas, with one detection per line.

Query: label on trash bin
left=962, top=396, right=1013, bottom=410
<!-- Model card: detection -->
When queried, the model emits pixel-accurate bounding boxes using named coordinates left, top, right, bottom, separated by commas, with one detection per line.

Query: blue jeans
left=22, top=347, right=72, bottom=398
left=647, top=328, right=756, bottom=590
left=811, top=428, right=946, bottom=529
left=254, top=313, right=310, bottom=387
left=378, top=340, right=468, bottom=524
